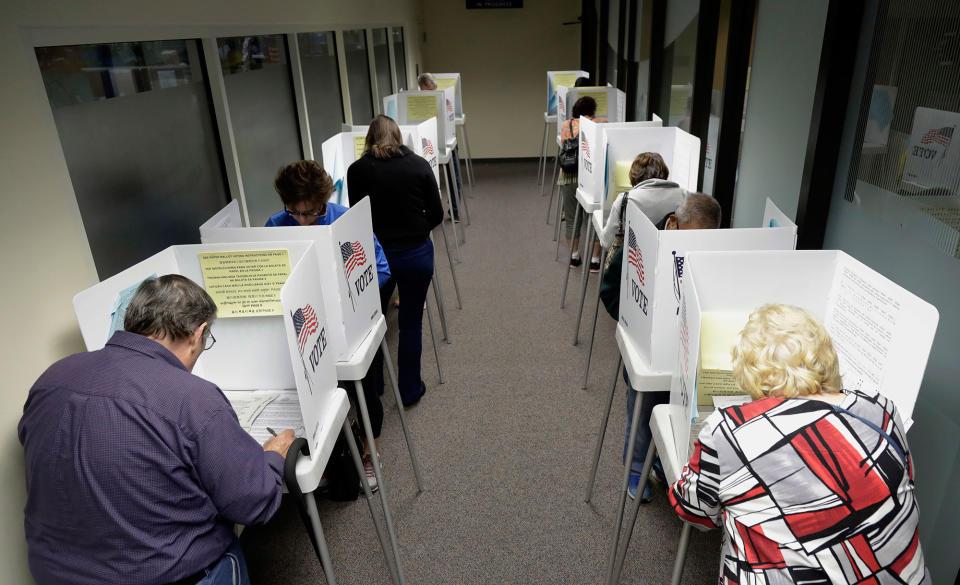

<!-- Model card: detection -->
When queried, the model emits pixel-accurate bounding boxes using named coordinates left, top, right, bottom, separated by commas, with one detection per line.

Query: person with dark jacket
left=347, top=115, right=443, bottom=406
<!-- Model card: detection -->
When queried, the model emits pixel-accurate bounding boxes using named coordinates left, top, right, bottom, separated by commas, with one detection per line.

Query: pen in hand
left=266, top=427, right=278, bottom=437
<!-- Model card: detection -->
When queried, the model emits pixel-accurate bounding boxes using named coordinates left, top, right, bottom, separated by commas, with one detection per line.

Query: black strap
left=828, top=403, right=908, bottom=466
left=283, top=437, right=326, bottom=562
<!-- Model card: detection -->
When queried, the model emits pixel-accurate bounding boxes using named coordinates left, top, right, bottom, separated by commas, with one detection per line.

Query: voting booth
left=200, top=198, right=382, bottom=367
left=322, top=118, right=440, bottom=206
left=668, top=249, right=940, bottom=464
left=74, top=240, right=336, bottom=472
left=433, top=73, right=463, bottom=116
left=383, top=88, right=456, bottom=152
left=575, top=118, right=671, bottom=212
left=618, top=198, right=798, bottom=386
left=546, top=70, right=589, bottom=115
left=557, top=85, right=626, bottom=140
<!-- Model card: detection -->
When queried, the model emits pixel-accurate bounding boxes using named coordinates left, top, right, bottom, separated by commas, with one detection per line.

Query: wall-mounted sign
left=467, top=0, right=523, bottom=8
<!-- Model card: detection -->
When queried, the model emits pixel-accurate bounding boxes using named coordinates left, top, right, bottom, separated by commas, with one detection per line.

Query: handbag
left=558, top=120, right=579, bottom=173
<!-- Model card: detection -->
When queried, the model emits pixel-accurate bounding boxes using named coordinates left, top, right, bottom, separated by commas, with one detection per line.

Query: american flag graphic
left=292, top=304, right=319, bottom=353
left=422, top=137, right=435, bottom=155
left=340, top=241, right=367, bottom=277
left=581, top=134, right=590, bottom=158
left=447, top=100, right=454, bottom=113
left=627, top=227, right=644, bottom=286
left=920, top=126, right=953, bottom=146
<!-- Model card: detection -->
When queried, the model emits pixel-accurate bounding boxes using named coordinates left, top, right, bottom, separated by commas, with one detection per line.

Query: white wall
left=420, top=0, right=580, bottom=159
left=0, top=1, right=423, bottom=582
left=730, top=0, right=829, bottom=228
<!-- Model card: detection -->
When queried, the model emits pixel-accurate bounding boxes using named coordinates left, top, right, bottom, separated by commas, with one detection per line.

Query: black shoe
left=589, top=259, right=601, bottom=273
left=402, top=382, right=426, bottom=408
left=569, top=256, right=582, bottom=268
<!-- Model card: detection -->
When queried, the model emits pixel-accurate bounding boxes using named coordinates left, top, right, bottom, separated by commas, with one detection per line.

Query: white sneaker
left=362, top=452, right=381, bottom=493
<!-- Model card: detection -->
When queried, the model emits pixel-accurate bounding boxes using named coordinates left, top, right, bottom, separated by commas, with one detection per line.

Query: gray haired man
left=20, top=275, right=294, bottom=585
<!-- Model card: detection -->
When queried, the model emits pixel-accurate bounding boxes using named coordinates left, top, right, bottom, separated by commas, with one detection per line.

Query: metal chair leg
left=584, top=356, right=623, bottom=503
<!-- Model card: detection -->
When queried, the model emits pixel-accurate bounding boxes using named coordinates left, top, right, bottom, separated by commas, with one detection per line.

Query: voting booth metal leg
left=560, top=205, right=582, bottom=309
left=552, top=181, right=564, bottom=243
left=304, top=489, right=339, bottom=585
left=612, top=440, right=659, bottom=585
left=436, top=224, right=463, bottom=309
left=342, top=418, right=403, bottom=585
left=430, top=268, right=449, bottom=343
left=380, top=338, right=426, bottom=492
left=352, top=380, right=406, bottom=585
left=441, top=165, right=463, bottom=262
left=582, top=247, right=608, bottom=389
left=538, top=120, right=548, bottom=186
left=546, top=166, right=559, bottom=224
left=572, top=217, right=595, bottom=346
left=424, top=298, right=445, bottom=385
left=604, top=391, right=648, bottom=585
left=461, top=123, right=476, bottom=187
left=671, top=523, right=692, bottom=585
left=450, top=159, right=472, bottom=227
left=584, top=355, right=622, bottom=503
left=542, top=148, right=558, bottom=197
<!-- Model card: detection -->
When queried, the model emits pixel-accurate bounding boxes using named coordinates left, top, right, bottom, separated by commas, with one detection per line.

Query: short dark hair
left=364, top=115, right=406, bottom=159
left=629, top=152, right=669, bottom=186
left=274, top=160, right=334, bottom=214
left=676, top=193, right=722, bottom=229
left=574, top=77, right=591, bottom=87
left=572, top=96, right=597, bottom=119
left=124, top=275, right=217, bottom=342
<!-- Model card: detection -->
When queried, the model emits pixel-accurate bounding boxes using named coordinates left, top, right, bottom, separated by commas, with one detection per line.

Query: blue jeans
left=623, top=368, right=670, bottom=475
left=196, top=539, right=249, bottom=585
left=381, top=240, right=434, bottom=402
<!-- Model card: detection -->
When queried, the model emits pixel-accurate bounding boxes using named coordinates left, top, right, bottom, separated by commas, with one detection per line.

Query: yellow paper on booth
left=614, top=160, right=633, bottom=194
left=353, top=135, right=366, bottom=160
left=407, top=95, right=438, bottom=120
left=198, top=249, right=291, bottom=318
left=436, top=77, right=457, bottom=91
left=579, top=90, right=608, bottom=117
left=697, top=311, right=751, bottom=406
left=553, top=73, right=577, bottom=90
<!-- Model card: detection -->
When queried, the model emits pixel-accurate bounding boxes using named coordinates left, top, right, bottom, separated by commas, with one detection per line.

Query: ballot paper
left=228, top=389, right=306, bottom=445
left=696, top=311, right=750, bottom=406
left=223, top=391, right=279, bottom=431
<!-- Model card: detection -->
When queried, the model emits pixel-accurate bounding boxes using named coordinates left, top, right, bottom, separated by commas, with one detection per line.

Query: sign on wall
left=467, top=0, right=523, bottom=7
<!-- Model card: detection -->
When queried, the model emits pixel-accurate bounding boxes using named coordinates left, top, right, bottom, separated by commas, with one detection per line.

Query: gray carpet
left=243, top=160, right=721, bottom=584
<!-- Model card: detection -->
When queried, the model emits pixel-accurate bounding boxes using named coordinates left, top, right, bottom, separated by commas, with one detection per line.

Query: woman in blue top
left=266, top=160, right=390, bottom=491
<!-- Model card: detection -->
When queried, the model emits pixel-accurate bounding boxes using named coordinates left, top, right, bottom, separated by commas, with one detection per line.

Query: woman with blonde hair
left=347, top=115, right=443, bottom=408
left=670, top=304, right=927, bottom=584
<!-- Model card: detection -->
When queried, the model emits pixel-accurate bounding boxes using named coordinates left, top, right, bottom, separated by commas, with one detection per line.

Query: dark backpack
left=558, top=120, right=579, bottom=173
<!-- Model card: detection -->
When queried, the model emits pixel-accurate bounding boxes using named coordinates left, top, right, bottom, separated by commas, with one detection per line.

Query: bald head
left=667, top=194, right=721, bottom=230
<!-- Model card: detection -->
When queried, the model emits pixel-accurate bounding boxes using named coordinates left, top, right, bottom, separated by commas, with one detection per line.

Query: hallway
left=244, top=160, right=722, bottom=584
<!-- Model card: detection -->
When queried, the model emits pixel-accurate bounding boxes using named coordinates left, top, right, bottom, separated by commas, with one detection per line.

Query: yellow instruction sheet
left=579, top=90, right=608, bottom=117
left=198, top=249, right=291, bottom=318
left=553, top=73, right=577, bottom=90
left=614, top=160, right=633, bottom=194
left=697, top=311, right=750, bottom=405
left=407, top=95, right=438, bottom=120
left=436, top=77, right=457, bottom=91
left=353, top=135, right=366, bottom=160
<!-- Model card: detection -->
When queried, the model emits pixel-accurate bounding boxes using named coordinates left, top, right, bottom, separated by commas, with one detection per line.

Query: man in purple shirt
left=19, top=275, right=295, bottom=585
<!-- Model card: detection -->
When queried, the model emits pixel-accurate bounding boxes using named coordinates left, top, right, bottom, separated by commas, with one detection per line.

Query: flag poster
left=902, top=106, right=960, bottom=194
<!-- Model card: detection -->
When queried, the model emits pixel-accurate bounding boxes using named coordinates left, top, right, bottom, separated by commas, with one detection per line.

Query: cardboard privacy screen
left=546, top=70, right=589, bottom=115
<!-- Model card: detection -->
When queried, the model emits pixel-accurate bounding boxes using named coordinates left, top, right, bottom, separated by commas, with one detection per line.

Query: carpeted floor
left=243, top=160, right=721, bottom=584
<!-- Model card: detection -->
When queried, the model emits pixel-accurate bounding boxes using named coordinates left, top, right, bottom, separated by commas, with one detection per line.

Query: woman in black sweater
left=348, top=115, right=443, bottom=406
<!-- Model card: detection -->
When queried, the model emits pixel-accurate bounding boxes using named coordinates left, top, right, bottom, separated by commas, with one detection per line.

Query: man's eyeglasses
left=203, top=331, right=216, bottom=351
left=285, top=208, right=323, bottom=218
